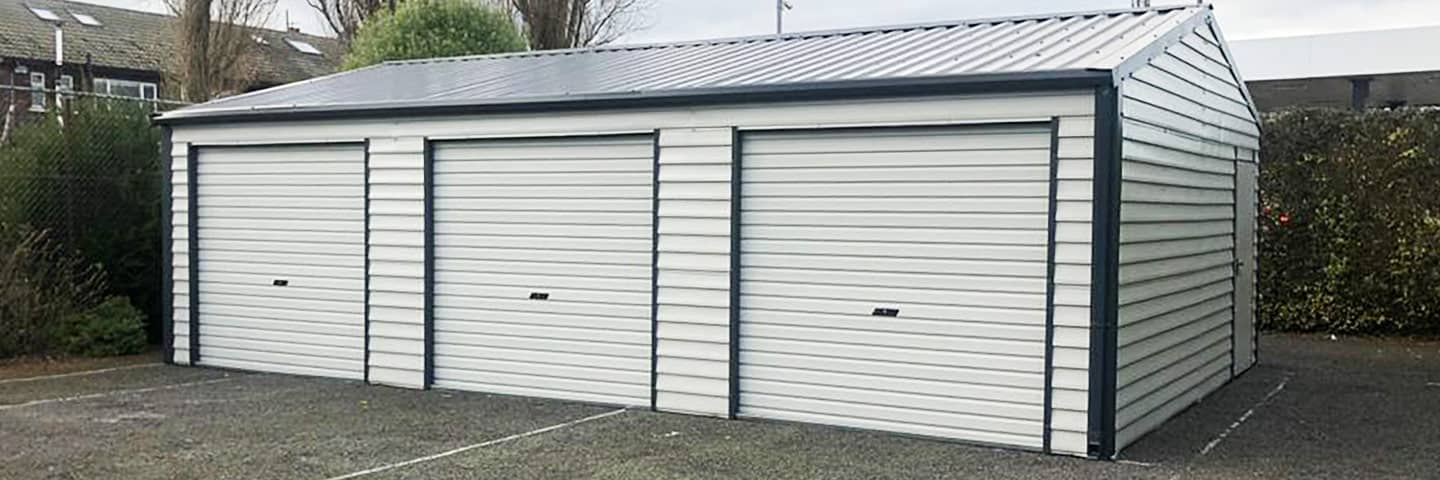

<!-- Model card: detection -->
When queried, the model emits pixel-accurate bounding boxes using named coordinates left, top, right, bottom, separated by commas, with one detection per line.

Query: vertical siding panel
left=170, top=142, right=192, bottom=365
left=654, top=127, right=734, bottom=416
left=366, top=137, right=427, bottom=388
left=1050, top=115, right=1093, bottom=456
left=1113, top=23, right=1260, bottom=451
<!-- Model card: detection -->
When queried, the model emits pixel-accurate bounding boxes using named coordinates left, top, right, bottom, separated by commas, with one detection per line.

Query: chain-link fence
left=0, top=85, right=185, bottom=356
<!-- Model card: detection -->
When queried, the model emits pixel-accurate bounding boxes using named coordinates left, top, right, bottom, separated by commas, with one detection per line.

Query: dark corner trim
left=726, top=127, right=743, bottom=420
left=160, top=126, right=174, bottom=365
left=362, top=139, right=372, bottom=384
left=1042, top=117, right=1060, bottom=454
left=1250, top=160, right=1260, bottom=368
left=422, top=139, right=436, bottom=389
left=186, top=144, right=200, bottom=366
left=649, top=129, right=662, bottom=411
left=1087, top=85, right=1122, bottom=459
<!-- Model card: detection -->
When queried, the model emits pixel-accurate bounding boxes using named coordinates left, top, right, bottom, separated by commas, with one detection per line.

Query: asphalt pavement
left=2, top=333, right=1435, bottom=479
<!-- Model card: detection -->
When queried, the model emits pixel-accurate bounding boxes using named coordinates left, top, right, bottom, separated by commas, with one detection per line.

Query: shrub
left=0, top=98, right=162, bottom=343
left=0, top=224, right=108, bottom=357
left=60, top=296, right=148, bottom=357
left=1259, top=108, right=1440, bottom=335
left=342, top=0, right=528, bottom=70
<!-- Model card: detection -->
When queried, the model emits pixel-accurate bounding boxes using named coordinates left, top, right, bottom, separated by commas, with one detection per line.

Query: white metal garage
left=158, top=5, right=1260, bottom=459
left=429, top=135, right=656, bottom=405
left=736, top=126, right=1054, bottom=447
left=193, top=144, right=367, bottom=379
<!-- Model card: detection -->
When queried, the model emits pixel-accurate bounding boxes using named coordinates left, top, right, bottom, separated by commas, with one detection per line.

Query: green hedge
left=0, top=99, right=162, bottom=351
left=1260, top=109, right=1440, bottom=335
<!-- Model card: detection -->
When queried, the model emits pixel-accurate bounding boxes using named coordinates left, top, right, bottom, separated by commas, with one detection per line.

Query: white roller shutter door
left=737, top=125, right=1054, bottom=448
left=194, top=144, right=367, bottom=379
left=430, top=135, right=654, bottom=406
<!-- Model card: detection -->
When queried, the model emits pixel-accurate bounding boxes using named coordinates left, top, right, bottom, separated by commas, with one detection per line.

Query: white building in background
left=1230, top=26, right=1440, bottom=110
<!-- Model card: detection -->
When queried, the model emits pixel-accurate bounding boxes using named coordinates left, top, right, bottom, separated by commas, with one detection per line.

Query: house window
left=58, top=75, right=74, bottom=92
left=29, top=72, right=46, bottom=112
left=95, top=78, right=159, bottom=100
left=70, top=12, right=102, bottom=26
left=29, top=7, right=61, bottom=21
left=284, top=39, right=323, bottom=55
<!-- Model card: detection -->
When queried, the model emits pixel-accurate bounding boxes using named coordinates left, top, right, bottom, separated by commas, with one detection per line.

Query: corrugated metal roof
left=161, top=5, right=1205, bottom=122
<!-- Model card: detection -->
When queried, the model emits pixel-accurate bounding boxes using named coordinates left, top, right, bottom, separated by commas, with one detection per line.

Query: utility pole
left=776, top=0, right=792, bottom=35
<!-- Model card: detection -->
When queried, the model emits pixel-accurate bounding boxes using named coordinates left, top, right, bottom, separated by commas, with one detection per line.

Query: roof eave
left=155, top=69, right=1114, bottom=126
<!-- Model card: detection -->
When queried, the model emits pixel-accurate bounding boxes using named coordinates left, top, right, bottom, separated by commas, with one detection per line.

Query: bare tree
left=305, top=0, right=385, bottom=42
left=166, top=0, right=275, bottom=102
left=510, top=0, right=651, bottom=50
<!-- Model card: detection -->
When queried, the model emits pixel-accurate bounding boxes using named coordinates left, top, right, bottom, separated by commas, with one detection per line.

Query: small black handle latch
left=872, top=307, right=899, bottom=317
left=529, top=292, right=550, bottom=300
left=273, top=279, right=289, bottom=287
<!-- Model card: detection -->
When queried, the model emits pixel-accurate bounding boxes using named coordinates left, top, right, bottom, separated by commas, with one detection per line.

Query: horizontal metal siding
left=1113, top=23, right=1259, bottom=450
left=737, top=125, right=1052, bottom=448
left=366, top=137, right=427, bottom=387
left=169, top=91, right=1101, bottom=445
left=654, top=128, right=735, bottom=416
left=430, top=135, right=655, bottom=406
left=194, top=144, right=367, bottom=379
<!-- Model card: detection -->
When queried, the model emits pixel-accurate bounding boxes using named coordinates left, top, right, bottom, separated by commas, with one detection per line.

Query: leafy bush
left=0, top=224, right=108, bottom=357
left=0, top=99, right=162, bottom=344
left=60, top=296, right=148, bottom=357
left=342, top=0, right=528, bottom=70
left=1260, top=108, right=1440, bottom=335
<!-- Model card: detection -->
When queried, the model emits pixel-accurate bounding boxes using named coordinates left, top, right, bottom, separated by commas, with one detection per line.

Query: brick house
left=0, top=0, right=342, bottom=116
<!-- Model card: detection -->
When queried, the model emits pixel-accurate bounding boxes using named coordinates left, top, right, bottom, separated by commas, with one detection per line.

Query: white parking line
left=325, top=408, right=630, bottom=480
left=0, top=377, right=238, bottom=411
left=0, top=363, right=163, bottom=384
left=1198, top=374, right=1293, bottom=456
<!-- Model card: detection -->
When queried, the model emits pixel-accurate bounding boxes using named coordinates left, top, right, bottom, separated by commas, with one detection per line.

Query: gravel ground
left=1, top=333, right=1435, bottom=479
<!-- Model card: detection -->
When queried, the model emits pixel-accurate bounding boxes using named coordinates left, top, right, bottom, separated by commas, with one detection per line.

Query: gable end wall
left=1113, top=20, right=1261, bottom=451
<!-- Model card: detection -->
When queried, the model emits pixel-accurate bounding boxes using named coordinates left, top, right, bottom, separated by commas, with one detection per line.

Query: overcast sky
left=79, top=0, right=1440, bottom=41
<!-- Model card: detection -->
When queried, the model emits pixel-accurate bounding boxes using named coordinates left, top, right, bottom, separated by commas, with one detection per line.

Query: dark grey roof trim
left=155, top=69, right=1113, bottom=125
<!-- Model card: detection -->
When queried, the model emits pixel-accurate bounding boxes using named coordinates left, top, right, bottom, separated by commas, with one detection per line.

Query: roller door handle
left=529, top=292, right=550, bottom=300
left=272, top=279, right=289, bottom=287
left=872, top=307, right=899, bottom=317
